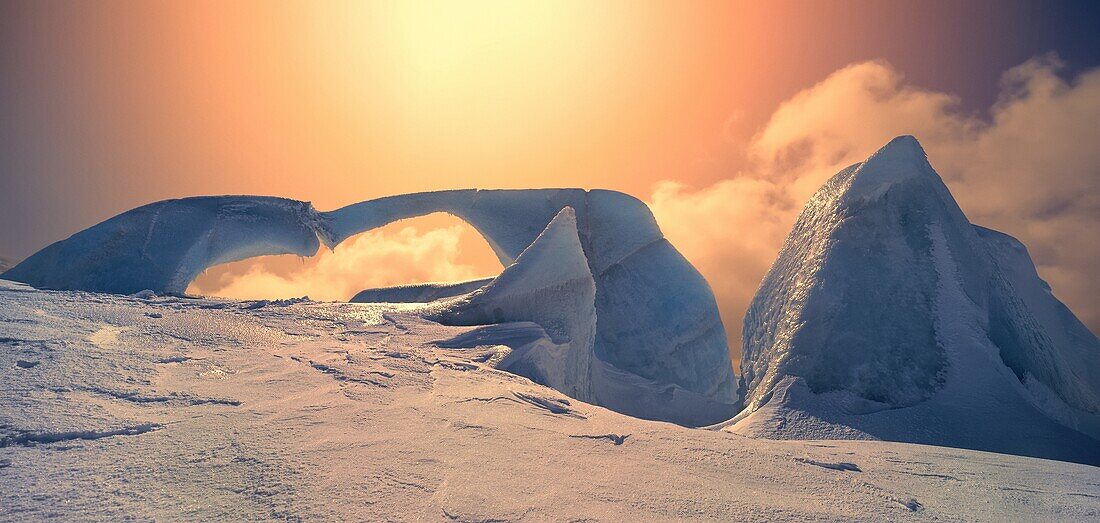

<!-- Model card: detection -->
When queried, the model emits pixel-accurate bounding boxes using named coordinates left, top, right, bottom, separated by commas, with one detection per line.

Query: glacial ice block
left=735, top=135, right=1100, bottom=464
left=1, top=197, right=324, bottom=295
left=429, top=208, right=597, bottom=401
left=2, top=189, right=738, bottom=421
left=331, top=189, right=737, bottom=404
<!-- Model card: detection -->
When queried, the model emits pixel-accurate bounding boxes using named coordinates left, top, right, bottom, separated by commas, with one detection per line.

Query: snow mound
left=735, top=135, right=1100, bottom=464
left=3, top=279, right=1096, bottom=521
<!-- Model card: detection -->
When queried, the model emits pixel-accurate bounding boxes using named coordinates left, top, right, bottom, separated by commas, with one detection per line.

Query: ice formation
left=2, top=190, right=738, bottom=425
left=428, top=208, right=598, bottom=402
left=2, top=197, right=323, bottom=295
left=733, top=136, right=1100, bottom=464
left=330, top=189, right=737, bottom=410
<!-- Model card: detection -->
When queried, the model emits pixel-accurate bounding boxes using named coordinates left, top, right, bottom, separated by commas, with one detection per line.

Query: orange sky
left=4, top=0, right=1073, bottom=219
left=3, top=1, right=1098, bottom=361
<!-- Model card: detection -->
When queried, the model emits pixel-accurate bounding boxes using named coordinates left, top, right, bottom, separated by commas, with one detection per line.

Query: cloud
left=651, top=56, right=1100, bottom=364
left=189, top=224, right=498, bottom=302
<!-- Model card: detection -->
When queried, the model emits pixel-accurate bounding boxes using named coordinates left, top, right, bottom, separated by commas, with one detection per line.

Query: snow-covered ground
left=2, top=280, right=1097, bottom=521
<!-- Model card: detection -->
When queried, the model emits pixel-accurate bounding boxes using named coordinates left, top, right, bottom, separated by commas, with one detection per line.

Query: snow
left=2, top=279, right=1097, bottom=521
left=2, top=189, right=738, bottom=424
left=736, top=136, right=1100, bottom=464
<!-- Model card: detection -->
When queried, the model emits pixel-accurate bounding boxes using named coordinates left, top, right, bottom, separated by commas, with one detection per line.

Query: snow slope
left=2, top=189, right=738, bottom=424
left=734, top=136, right=1100, bottom=464
left=1, top=279, right=1097, bottom=521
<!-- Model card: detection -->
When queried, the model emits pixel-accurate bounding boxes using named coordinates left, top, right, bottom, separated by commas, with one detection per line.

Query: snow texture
left=1, top=190, right=738, bottom=424
left=2, top=279, right=1097, bottom=521
left=736, top=136, right=1100, bottom=464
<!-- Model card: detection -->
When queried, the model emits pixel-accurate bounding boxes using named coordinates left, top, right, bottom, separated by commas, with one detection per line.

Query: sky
left=2, top=1, right=1098, bottom=358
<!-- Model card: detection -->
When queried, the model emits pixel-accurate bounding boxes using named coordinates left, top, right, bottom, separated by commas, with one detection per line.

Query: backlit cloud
left=189, top=224, right=498, bottom=302
left=190, top=57, right=1097, bottom=365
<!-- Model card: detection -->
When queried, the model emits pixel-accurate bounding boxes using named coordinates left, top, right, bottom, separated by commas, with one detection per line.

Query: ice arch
left=2, top=189, right=739, bottom=416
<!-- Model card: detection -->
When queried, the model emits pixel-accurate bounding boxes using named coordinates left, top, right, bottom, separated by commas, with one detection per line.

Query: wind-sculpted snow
left=2, top=190, right=737, bottom=425
left=427, top=208, right=598, bottom=402
left=735, top=136, right=1100, bottom=464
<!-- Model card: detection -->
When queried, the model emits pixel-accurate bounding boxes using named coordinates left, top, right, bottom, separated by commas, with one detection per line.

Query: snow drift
left=733, top=136, right=1100, bottom=464
left=1, top=190, right=738, bottom=425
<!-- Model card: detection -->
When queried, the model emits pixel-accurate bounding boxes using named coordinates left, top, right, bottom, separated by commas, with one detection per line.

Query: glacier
left=1, top=190, right=738, bottom=426
left=732, top=136, right=1100, bottom=464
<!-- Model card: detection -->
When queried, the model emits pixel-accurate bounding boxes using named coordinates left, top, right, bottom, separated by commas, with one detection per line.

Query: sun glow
left=300, top=1, right=624, bottom=187
left=187, top=213, right=502, bottom=302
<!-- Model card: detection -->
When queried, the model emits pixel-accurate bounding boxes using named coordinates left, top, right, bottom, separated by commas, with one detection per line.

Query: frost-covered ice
left=2, top=189, right=739, bottom=424
left=2, top=196, right=324, bottom=295
left=734, top=136, right=1100, bottom=465
left=2, top=279, right=1097, bottom=521
left=349, top=277, right=494, bottom=303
